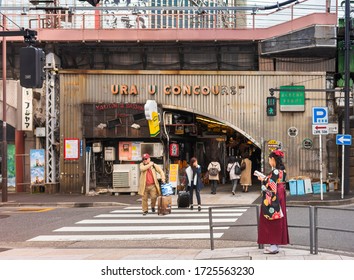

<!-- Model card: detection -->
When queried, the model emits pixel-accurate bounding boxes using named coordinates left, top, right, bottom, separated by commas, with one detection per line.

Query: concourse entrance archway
left=162, top=108, right=261, bottom=185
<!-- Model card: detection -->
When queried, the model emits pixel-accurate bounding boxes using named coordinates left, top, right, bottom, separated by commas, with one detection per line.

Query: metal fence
left=208, top=204, right=354, bottom=254
left=314, top=206, right=354, bottom=254
left=0, top=0, right=337, bottom=31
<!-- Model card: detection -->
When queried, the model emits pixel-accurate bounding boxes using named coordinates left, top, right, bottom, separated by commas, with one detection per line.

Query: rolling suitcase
left=177, top=191, right=190, bottom=208
left=158, top=196, right=172, bottom=215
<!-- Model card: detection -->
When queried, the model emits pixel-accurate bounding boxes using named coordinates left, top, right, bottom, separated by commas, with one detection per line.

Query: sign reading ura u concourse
left=110, top=83, right=239, bottom=96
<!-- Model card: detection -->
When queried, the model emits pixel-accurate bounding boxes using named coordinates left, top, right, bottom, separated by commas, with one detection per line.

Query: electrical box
left=92, top=142, right=102, bottom=153
left=104, top=147, right=116, bottom=161
left=35, top=127, right=46, bottom=137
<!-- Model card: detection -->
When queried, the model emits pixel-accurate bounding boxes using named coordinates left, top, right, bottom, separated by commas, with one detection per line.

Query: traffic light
left=20, top=46, right=45, bottom=88
left=266, top=96, right=277, bottom=116
left=79, top=0, right=100, bottom=6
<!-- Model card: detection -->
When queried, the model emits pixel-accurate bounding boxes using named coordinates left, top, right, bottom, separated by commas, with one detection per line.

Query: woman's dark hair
left=228, top=156, right=236, bottom=164
left=190, top=157, right=197, bottom=166
left=269, top=150, right=285, bottom=170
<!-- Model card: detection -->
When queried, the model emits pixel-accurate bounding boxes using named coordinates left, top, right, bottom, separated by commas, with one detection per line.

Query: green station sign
left=279, top=85, right=305, bottom=112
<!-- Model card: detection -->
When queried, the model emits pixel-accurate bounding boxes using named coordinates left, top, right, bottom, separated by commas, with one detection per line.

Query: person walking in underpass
left=227, top=156, right=241, bottom=195
left=240, top=153, right=252, bottom=192
left=208, top=158, right=221, bottom=194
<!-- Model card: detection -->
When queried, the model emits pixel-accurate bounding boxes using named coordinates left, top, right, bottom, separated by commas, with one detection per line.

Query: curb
left=0, top=202, right=130, bottom=208
left=287, top=196, right=354, bottom=206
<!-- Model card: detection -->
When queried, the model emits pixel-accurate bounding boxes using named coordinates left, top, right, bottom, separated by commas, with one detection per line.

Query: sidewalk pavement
left=1, top=246, right=353, bottom=260
left=1, top=184, right=354, bottom=260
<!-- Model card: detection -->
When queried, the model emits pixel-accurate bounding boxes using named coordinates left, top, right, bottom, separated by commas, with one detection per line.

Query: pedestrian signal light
left=266, top=96, right=277, bottom=116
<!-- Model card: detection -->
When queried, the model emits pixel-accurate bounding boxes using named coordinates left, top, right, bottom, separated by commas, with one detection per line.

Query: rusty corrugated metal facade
left=60, top=70, right=327, bottom=193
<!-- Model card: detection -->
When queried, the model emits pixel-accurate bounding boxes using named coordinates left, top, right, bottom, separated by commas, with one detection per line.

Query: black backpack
left=234, top=162, right=241, bottom=175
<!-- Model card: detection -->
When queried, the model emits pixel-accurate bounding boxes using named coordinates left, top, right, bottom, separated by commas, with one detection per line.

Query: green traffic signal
left=266, top=97, right=277, bottom=116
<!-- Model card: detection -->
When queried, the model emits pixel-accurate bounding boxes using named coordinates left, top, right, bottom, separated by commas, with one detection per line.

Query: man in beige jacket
left=138, top=153, right=166, bottom=215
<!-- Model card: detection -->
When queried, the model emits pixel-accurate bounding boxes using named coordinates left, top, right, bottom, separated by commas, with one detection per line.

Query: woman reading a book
left=256, top=149, right=289, bottom=254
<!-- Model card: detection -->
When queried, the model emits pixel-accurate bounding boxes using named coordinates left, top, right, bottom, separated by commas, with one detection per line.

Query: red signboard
left=169, top=143, right=179, bottom=157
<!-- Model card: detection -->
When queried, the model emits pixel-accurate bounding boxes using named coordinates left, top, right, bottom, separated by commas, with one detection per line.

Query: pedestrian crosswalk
left=27, top=206, right=248, bottom=242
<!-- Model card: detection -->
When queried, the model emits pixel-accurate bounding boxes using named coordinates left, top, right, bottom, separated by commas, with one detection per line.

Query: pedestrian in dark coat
left=185, top=157, right=204, bottom=211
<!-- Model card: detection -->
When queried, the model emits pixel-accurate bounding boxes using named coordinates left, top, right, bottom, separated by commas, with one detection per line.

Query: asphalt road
left=1, top=204, right=354, bottom=253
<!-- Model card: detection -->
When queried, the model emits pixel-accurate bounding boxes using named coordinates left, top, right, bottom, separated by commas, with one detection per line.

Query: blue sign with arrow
left=336, top=134, right=352, bottom=146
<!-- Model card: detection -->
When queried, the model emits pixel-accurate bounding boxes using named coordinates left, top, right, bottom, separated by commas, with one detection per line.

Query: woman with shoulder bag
left=240, top=153, right=252, bottom=192
left=227, top=156, right=241, bottom=195
left=185, top=157, right=204, bottom=211
left=256, top=150, right=289, bottom=254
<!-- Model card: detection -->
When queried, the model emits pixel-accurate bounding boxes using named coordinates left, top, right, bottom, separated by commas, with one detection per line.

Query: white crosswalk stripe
left=27, top=206, right=248, bottom=242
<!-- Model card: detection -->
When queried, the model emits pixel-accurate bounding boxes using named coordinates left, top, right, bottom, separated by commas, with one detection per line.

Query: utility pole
left=0, top=24, right=38, bottom=202
left=2, top=16, right=7, bottom=202
left=344, top=0, right=351, bottom=195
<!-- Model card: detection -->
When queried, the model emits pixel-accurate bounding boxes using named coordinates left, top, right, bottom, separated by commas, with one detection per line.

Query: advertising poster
left=118, top=141, right=132, bottom=161
left=131, top=142, right=141, bottom=161
left=64, top=138, right=80, bottom=160
left=169, top=164, right=179, bottom=189
left=30, top=149, right=45, bottom=185
left=7, top=144, right=16, bottom=188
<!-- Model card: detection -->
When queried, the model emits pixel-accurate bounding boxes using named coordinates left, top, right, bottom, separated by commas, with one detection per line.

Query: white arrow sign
left=336, top=134, right=352, bottom=145
left=312, top=124, right=329, bottom=135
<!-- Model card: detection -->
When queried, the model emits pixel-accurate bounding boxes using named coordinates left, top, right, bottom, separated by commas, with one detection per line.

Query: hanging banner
left=22, top=88, right=33, bottom=131
left=148, top=111, right=160, bottom=137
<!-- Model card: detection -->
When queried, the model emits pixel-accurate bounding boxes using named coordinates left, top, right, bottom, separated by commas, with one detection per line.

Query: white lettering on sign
left=312, top=107, right=328, bottom=124
left=312, top=125, right=329, bottom=135
left=22, top=88, right=33, bottom=131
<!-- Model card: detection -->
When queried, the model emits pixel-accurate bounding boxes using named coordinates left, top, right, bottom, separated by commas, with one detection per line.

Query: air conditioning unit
left=112, top=164, right=139, bottom=193
left=141, top=143, right=163, bottom=158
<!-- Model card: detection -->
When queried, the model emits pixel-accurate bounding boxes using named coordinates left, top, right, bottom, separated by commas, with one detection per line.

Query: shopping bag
left=161, top=182, right=174, bottom=196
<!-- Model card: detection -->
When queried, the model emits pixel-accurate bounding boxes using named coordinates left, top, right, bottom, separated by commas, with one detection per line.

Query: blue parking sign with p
left=312, top=107, right=328, bottom=124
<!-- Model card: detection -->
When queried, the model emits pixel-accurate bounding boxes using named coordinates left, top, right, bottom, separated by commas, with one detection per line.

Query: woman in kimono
left=256, top=149, right=289, bottom=254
